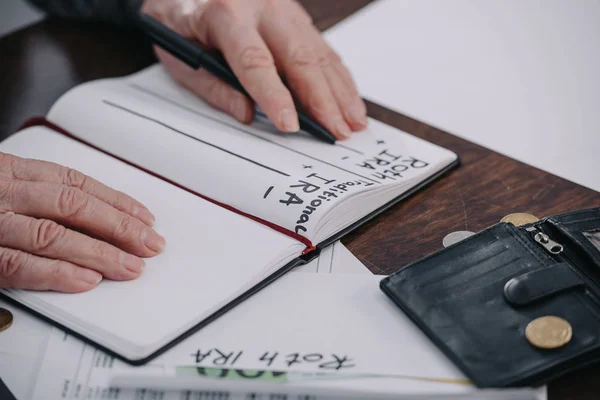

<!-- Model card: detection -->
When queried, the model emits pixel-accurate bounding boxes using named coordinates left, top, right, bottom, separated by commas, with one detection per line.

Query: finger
left=259, top=13, right=352, bottom=139
left=0, top=247, right=101, bottom=293
left=0, top=212, right=144, bottom=281
left=284, top=0, right=366, bottom=128
left=156, top=47, right=254, bottom=124
left=316, top=45, right=368, bottom=131
left=0, top=180, right=165, bottom=257
left=0, top=153, right=155, bottom=227
left=198, top=12, right=299, bottom=132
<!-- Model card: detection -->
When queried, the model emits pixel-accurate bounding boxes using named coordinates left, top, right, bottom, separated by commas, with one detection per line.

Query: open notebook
left=0, top=65, right=458, bottom=365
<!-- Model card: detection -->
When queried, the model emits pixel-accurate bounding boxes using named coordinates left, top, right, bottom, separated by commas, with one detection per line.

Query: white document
left=155, top=273, right=464, bottom=380
left=27, top=327, right=543, bottom=400
left=324, top=0, right=600, bottom=191
left=0, top=303, right=51, bottom=399
left=296, top=240, right=368, bottom=275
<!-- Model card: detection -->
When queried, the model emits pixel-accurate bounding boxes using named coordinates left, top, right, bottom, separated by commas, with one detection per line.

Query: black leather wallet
left=380, top=206, right=600, bottom=388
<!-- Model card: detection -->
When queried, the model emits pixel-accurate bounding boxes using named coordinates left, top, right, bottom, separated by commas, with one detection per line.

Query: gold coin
left=501, top=213, right=539, bottom=226
left=525, top=316, right=572, bottom=349
left=0, top=308, right=13, bottom=332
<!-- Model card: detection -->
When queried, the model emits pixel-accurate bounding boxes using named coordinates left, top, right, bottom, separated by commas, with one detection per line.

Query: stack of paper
left=0, top=242, right=546, bottom=400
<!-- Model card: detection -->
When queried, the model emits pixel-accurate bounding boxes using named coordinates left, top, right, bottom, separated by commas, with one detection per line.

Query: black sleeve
left=26, top=0, right=143, bottom=24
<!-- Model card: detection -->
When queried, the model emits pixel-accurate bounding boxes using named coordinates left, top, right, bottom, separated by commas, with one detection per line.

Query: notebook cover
left=0, top=378, right=17, bottom=400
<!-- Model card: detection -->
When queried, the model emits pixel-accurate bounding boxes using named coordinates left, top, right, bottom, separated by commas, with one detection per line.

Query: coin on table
left=442, top=231, right=475, bottom=248
left=501, top=213, right=539, bottom=226
left=0, top=308, right=13, bottom=332
left=525, top=316, right=572, bottom=349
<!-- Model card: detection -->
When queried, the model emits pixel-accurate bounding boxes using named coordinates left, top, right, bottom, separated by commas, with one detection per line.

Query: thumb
left=156, top=48, right=255, bottom=124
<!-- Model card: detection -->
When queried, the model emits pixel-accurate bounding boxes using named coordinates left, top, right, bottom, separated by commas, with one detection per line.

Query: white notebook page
left=47, top=65, right=457, bottom=243
left=0, top=127, right=304, bottom=359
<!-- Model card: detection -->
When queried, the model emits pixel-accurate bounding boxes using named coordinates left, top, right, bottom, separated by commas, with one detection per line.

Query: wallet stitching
left=416, top=244, right=510, bottom=289
left=561, top=218, right=600, bottom=225
left=379, top=282, right=491, bottom=387
left=428, top=266, right=540, bottom=306
left=505, top=263, right=585, bottom=306
left=578, top=291, right=600, bottom=320
left=582, top=231, right=600, bottom=255
left=442, top=288, right=600, bottom=386
left=560, top=241, right=600, bottom=281
left=547, top=219, right=600, bottom=287
left=581, top=230, right=600, bottom=251
left=549, top=209, right=600, bottom=221
left=478, top=290, right=600, bottom=386
left=423, top=254, right=521, bottom=298
left=384, top=225, right=505, bottom=286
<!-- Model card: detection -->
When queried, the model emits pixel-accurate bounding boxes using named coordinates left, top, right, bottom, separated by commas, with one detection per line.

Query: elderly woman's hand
left=141, top=0, right=368, bottom=139
left=0, top=153, right=164, bottom=293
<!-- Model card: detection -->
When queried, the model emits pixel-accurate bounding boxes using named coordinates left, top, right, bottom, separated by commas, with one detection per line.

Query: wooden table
left=1, top=0, right=599, bottom=398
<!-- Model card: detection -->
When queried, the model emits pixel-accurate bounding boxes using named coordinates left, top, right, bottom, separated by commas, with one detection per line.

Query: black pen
left=137, top=13, right=337, bottom=145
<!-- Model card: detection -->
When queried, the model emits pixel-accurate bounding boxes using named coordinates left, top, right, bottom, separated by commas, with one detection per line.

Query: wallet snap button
left=525, top=316, right=572, bottom=349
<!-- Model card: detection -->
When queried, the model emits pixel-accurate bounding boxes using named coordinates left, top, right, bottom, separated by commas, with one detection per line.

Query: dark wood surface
left=1, top=0, right=599, bottom=398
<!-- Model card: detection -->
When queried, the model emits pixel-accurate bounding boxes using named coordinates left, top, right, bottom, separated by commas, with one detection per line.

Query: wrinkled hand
left=141, top=0, right=368, bottom=139
left=0, top=153, right=165, bottom=293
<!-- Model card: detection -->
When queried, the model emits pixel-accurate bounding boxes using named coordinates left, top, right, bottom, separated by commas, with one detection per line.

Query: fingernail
left=121, top=252, right=145, bottom=273
left=79, top=269, right=102, bottom=285
left=133, top=206, right=155, bottom=227
left=280, top=108, right=300, bottom=132
left=336, top=118, right=352, bottom=138
left=142, top=229, right=166, bottom=253
left=347, top=102, right=368, bottom=128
